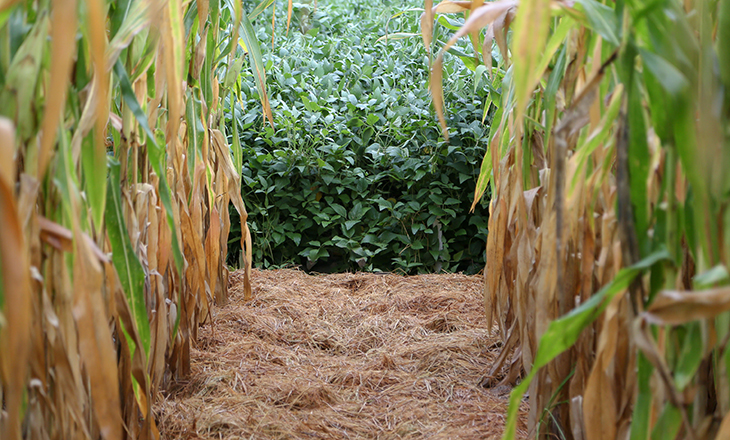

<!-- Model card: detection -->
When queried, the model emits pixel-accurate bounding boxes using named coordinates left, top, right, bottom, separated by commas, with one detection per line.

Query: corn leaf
left=503, top=249, right=670, bottom=440
left=239, top=11, right=273, bottom=126
left=106, top=158, right=150, bottom=357
left=113, top=59, right=184, bottom=273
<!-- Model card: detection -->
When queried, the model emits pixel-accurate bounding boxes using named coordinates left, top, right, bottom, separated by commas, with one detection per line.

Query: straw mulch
left=155, top=269, right=528, bottom=439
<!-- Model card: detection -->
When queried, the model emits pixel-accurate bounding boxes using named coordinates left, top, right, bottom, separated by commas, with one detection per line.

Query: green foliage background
left=227, top=0, right=492, bottom=273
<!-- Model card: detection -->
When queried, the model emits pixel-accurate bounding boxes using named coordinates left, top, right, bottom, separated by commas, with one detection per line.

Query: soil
left=154, top=269, right=528, bottom=439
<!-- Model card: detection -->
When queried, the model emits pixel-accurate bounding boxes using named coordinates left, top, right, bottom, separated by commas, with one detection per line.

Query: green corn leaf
left=470, top=146, right=492, bottom=213
left=534, top=17, right=575, bottom=84
left=543, top=44, right=567, bottom=150
left=248, top=0, right=275, bottom=21
left=55, top=123, right=80, bottom=224
left=718, top=0, right=730, bottom=91
left=639, top=49, right=690, bottom=97
left=642, top=60, right=674, bottom=143
left=574, top=0, right=619, bottom=46
left=376, top=32, right=420, bottom=42
left=650, top=404, right=682, bottom=440
left=0, top=8, right=12, bottom=30
left=80, top=132, right=107, bottom=229
left=239, top=8, right=273, bottom=126
left=570, top=84, right=623, bottom=191
left=627, top=74, right=650, bottom=253
left=185, top=88, right=204, bottom=173
left=108, top=0, right=154, bottom=68
left=502, top=248, right=670, bottom=440
left=673, top=322, right=703, bottom=390
left=629, top=353, right=654, bottom=440
left=110, top=0, right=134, bottom=36
left=673, top=98, right=709, bottom=264
left=694, top=265, right=730, bottom=289
left=106, top=157, right=150, bottom=357
left=0, top=14, right=47, bottom=142
left=202, top=26, right=215, bottom=107
left=240, top=3, right=274, bottom=127
left=231, top=91, right=243, bottom=175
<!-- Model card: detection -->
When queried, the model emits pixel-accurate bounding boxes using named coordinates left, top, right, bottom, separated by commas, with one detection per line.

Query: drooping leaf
left=239, top=11, right=273, bottom=126
left=247, top=0, right=275, bottom=21
left=645, top=286, right=730, bottom=325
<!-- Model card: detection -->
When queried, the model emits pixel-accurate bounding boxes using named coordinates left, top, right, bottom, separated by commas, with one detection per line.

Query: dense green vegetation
left=226, top=0, right=493, bottom=273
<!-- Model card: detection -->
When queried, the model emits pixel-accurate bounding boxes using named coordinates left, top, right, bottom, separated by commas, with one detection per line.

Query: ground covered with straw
left=154, top=269, right=527, bottom=439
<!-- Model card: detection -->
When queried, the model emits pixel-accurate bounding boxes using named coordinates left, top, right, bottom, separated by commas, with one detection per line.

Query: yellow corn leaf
left=433, top=0, right=472, bottom=14
left=469, top=0, right=484, bottom=58
left=716, top=411, right=730, bottom=439
left=72, top=228, right=123, bottom=440
left=0, top=117, right=31, bottom=440
left=38, top=0, right=77, bottom=179
left=0, top=0, right=23, bottom=12
left=582, top=293, right=621, bottom=440
left=0, top=117, right=14, bottom=183
left=421, top=0, right=434, bottom=53
left=430, top=56, right=447, bottom=140
left=510, top=0, right=550, bottom=128
left=162, top=0, right=185, bottom=144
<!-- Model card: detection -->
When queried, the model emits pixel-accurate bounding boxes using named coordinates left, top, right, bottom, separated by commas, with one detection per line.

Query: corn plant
left=0, top=0, right=274, bottom=437
left=424, top=0, right=730, bottom=438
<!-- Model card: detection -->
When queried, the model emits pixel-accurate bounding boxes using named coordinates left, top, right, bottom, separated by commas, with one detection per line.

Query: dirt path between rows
left=155, top=269, right=527, bottom=439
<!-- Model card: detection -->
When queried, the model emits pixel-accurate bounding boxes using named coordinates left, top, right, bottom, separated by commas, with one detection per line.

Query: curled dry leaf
left=38, top=216, right=109, bottom=263
left=430, top=0, right=518, bottom=139
left=433, top=0, right=473, bottom=14
left=442, top=0, right=518, bottom=53
left=644, top=287, right=730, bottom=326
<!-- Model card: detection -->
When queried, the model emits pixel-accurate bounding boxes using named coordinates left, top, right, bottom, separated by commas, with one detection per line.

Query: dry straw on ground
left=154, top=269, right=528, bottom=439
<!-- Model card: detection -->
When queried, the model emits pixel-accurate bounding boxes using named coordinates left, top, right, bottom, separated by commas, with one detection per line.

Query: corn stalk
left=424, top=0, right=730, bottom=438
left=0, top=0, right=272, bottom=437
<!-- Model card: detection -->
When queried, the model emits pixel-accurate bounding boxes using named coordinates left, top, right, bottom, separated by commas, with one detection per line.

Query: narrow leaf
left=106, top=158, right=151, bottom=357
left=239, top=12, right=274, bottom=126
